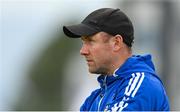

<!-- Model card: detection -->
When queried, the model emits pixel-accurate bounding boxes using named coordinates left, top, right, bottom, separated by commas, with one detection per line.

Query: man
left=63, top=8, right=169, bottom=111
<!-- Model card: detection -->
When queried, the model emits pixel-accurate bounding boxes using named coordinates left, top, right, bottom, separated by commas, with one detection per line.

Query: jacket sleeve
left=109, top=72, right=170, bottom=111
left=80, top=96, right=90, bottom=111
left=80, top=89, right=101, bottom=111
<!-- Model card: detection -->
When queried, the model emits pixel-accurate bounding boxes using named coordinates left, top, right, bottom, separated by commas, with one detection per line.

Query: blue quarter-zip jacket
left=80, top=54, right=170, bottom=111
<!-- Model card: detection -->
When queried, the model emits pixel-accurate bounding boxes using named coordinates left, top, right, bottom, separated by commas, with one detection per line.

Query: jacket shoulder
left=80, top=88, right=101, bottom=111
left=140, top=73, right=170, bottom=110
left=108, top=72, right=169, bottom=111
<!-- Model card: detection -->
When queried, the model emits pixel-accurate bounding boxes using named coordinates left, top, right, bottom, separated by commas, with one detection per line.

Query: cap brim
left=63, top=23, right=99, bottom=38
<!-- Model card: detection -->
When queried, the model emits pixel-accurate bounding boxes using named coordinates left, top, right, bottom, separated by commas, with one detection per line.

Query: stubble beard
left=89, top=67, right=110, bottom=75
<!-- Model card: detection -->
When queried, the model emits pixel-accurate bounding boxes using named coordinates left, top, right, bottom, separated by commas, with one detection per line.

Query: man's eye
left=89, top=39, right=95, bottom=42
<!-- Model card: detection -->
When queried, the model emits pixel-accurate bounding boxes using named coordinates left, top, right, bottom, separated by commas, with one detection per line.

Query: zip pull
left=100, top=93, right=104, bottom=98
left=103, top=76, right=107, bottom=90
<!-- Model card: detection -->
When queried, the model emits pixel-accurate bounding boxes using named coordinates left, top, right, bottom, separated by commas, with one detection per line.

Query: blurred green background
left=1, top=0, right=180, bottom=111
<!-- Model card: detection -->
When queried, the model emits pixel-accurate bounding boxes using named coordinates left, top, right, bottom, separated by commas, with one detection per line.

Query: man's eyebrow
left=81, top=36, right=93, bottom=41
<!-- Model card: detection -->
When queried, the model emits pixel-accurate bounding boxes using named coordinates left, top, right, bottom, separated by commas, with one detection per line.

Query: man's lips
left=86, top=59, right=93, bottom=62
left=86, top=59, right=94, bottom=64
left=85, top=57, right=92, bottom=61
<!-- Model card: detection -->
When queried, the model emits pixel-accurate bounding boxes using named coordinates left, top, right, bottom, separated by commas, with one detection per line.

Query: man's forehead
left=81, top=32, right=113, bottom=40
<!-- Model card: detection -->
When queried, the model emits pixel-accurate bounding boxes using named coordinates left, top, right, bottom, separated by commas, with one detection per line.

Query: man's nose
left=80, top=44, right=89, bottom=55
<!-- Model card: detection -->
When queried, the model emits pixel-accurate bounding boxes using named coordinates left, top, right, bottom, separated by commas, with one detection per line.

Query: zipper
left=98, top=94, right=104, bottom=111
left=98, top=76, right=107, bottom=111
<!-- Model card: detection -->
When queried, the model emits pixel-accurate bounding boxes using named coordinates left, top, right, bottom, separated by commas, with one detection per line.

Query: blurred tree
left=14, top=31, right=80, bottom=110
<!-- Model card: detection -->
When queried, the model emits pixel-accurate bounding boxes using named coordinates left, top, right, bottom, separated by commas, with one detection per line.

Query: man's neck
left=109, top=52, right=132, bottom=75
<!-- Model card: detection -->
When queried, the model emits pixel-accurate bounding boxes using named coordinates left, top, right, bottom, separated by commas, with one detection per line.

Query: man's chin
left=88, top=68, right=99, bottom=74
left=88, top=68, right=108, bottom=75
left=88, top=70, right=97, bottom=74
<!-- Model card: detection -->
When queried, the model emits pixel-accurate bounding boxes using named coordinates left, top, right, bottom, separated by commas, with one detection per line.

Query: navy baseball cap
left=63, top=8, right=134, bottom=47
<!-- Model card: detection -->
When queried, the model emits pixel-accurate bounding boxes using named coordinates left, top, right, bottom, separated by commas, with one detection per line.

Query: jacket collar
left=97, top=56, right=134, bottom=88
left=97, top=54, right=154, bottom=89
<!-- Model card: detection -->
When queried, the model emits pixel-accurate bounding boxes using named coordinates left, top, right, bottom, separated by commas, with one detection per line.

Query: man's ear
left=112, top=34, right=124, bottom=51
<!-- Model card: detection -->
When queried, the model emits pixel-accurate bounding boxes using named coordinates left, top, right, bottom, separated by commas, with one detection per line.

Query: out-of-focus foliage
left=14, top=32, right=80, bottom=110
